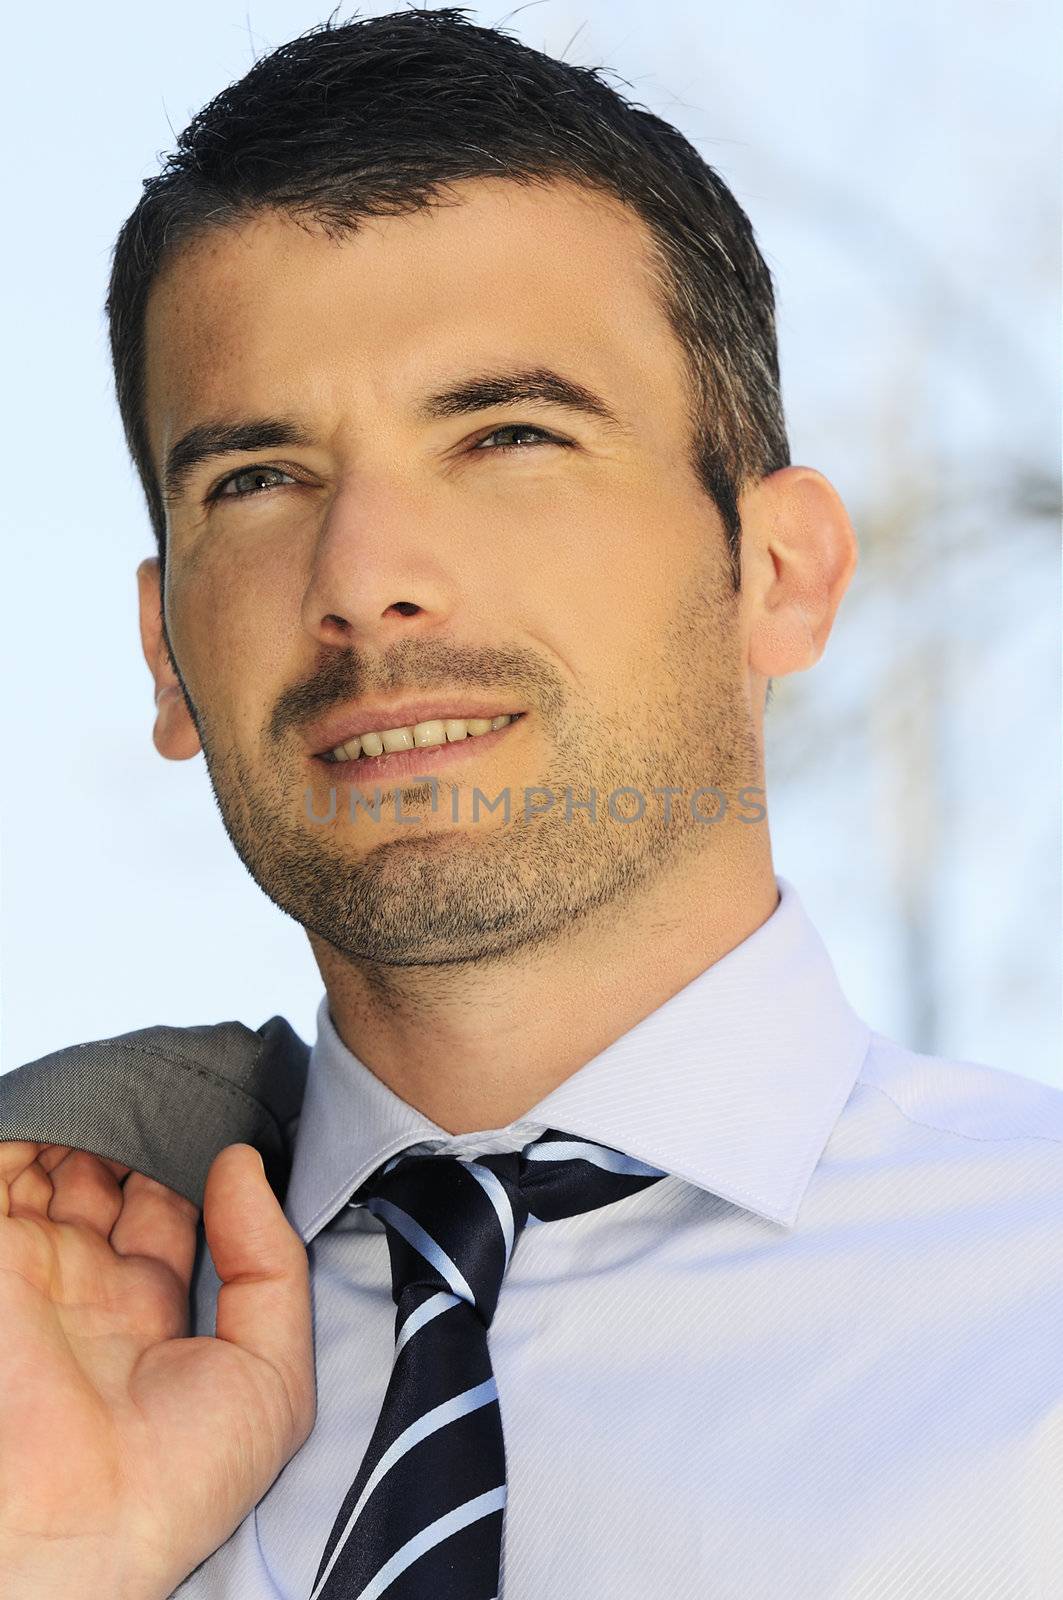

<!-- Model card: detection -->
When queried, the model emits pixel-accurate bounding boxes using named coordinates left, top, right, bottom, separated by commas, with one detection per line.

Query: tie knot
left=348, top=1129, right=667, bottom=1328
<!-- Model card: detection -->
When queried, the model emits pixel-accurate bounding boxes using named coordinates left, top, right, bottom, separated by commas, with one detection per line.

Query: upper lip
left=305, top=698, right=526, bottom=756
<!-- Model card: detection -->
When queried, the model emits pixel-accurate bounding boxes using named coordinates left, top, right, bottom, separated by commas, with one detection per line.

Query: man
left=2, top=9, right=1061, bottom=1598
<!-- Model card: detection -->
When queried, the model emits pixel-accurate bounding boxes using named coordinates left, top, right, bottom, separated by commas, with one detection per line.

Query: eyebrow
left=162, top=417, right=316, bottom=506
left=416, top=366, right=626, bottom=432
left=161, top=366, right=627, bottom=504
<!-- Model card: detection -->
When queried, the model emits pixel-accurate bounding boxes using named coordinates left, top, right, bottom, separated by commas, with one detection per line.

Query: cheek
left=167, top=557, right=296, bottom=733
left=521, top=485, right=701, bottom=661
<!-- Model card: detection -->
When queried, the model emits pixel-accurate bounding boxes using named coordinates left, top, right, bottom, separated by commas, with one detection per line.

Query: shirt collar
left=284, top=875, right=871, bottom=1242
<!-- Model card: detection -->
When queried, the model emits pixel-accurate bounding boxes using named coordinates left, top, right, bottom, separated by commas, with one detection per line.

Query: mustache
left=268, top=639, right=559, bottom=744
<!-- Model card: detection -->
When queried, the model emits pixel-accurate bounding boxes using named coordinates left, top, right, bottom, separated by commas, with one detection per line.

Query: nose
left=300, top=477, right=461, bottom=649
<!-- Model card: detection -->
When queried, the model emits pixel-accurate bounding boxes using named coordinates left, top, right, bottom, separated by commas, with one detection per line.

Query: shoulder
left=855, top=1029, right=1063, bottom=1148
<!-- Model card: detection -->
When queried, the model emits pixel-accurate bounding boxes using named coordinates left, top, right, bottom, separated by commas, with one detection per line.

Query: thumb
left=204, top=1143, right=315, bottom=1440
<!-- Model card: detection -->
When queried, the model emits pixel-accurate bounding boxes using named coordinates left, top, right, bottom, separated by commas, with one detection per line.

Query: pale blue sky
left=2, top=0, right=1059, bottom=1080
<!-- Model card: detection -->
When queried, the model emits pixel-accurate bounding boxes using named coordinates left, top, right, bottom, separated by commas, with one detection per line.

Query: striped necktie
left=309, top=1127, right=668, bottom=1599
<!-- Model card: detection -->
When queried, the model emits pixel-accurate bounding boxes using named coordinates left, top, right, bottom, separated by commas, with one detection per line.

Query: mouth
left=310, top=711, right=527, bottom=789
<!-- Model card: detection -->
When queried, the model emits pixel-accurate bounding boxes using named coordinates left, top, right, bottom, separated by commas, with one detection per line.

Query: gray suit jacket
left=0, top=1018, right=310, bottom=1209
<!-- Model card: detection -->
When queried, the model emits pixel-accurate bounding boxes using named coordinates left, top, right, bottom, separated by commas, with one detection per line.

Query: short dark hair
left=106, top=5, right=789, bottom=591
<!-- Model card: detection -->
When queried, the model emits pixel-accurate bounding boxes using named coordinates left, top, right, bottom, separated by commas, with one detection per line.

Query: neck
left=309, top=832, right=779, bottom=1135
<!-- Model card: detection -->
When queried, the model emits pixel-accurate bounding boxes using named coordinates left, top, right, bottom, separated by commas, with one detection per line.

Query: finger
left=0, top=1142, right=48, bottom=1176
left=207, top=1145, right=315, bottom=1443
left=47, top=1149, right=125, bottom=1240
left=5, top=1148, right=134, bottom=1225
left=0, top=1142, right=51, bottom=1218
left=110, top=1168, right=202, bottom=1296
left=38, top=1145, right=73, bottom=1174
left=39, top=1146, right=129, bottom=1184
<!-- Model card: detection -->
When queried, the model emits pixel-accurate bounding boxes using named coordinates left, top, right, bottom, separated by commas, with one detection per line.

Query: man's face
left=142, top=177, right=763, bottom=966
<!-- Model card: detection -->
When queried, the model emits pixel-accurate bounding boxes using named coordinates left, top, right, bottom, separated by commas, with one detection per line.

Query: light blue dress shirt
left=175, top=875, right=1063, bottom=1598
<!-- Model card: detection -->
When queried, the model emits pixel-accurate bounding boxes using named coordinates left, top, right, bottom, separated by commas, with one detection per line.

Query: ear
left=739, top=465, right=858, bottom=681
left=136, top=556, right=202, bottom=760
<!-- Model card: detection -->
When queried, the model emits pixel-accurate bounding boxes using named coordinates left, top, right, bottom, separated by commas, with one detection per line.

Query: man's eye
left=211, top=466, right=296, bottom=501
left=208, top=427, right=560, bottom=503
left=473, top=424, right=560, bottom=452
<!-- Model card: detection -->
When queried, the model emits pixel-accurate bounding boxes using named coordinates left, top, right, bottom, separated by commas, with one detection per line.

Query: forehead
left=142, top=177, right=690, bottom=472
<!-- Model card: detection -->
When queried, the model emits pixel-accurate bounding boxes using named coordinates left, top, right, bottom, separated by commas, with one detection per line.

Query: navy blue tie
left=309, top=1127, right=668, bottom=1599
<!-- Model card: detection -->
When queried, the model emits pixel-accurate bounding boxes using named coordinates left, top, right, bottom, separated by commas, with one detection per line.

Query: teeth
left=326, top=714, right=517, bottom=762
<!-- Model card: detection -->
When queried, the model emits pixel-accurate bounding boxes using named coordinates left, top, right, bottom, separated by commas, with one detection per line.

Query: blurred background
left=2, top=0, right=1060, bottom=1080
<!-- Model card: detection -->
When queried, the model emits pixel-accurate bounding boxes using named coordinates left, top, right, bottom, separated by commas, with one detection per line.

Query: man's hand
left=0, top=1140, right=316, bottom=1598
